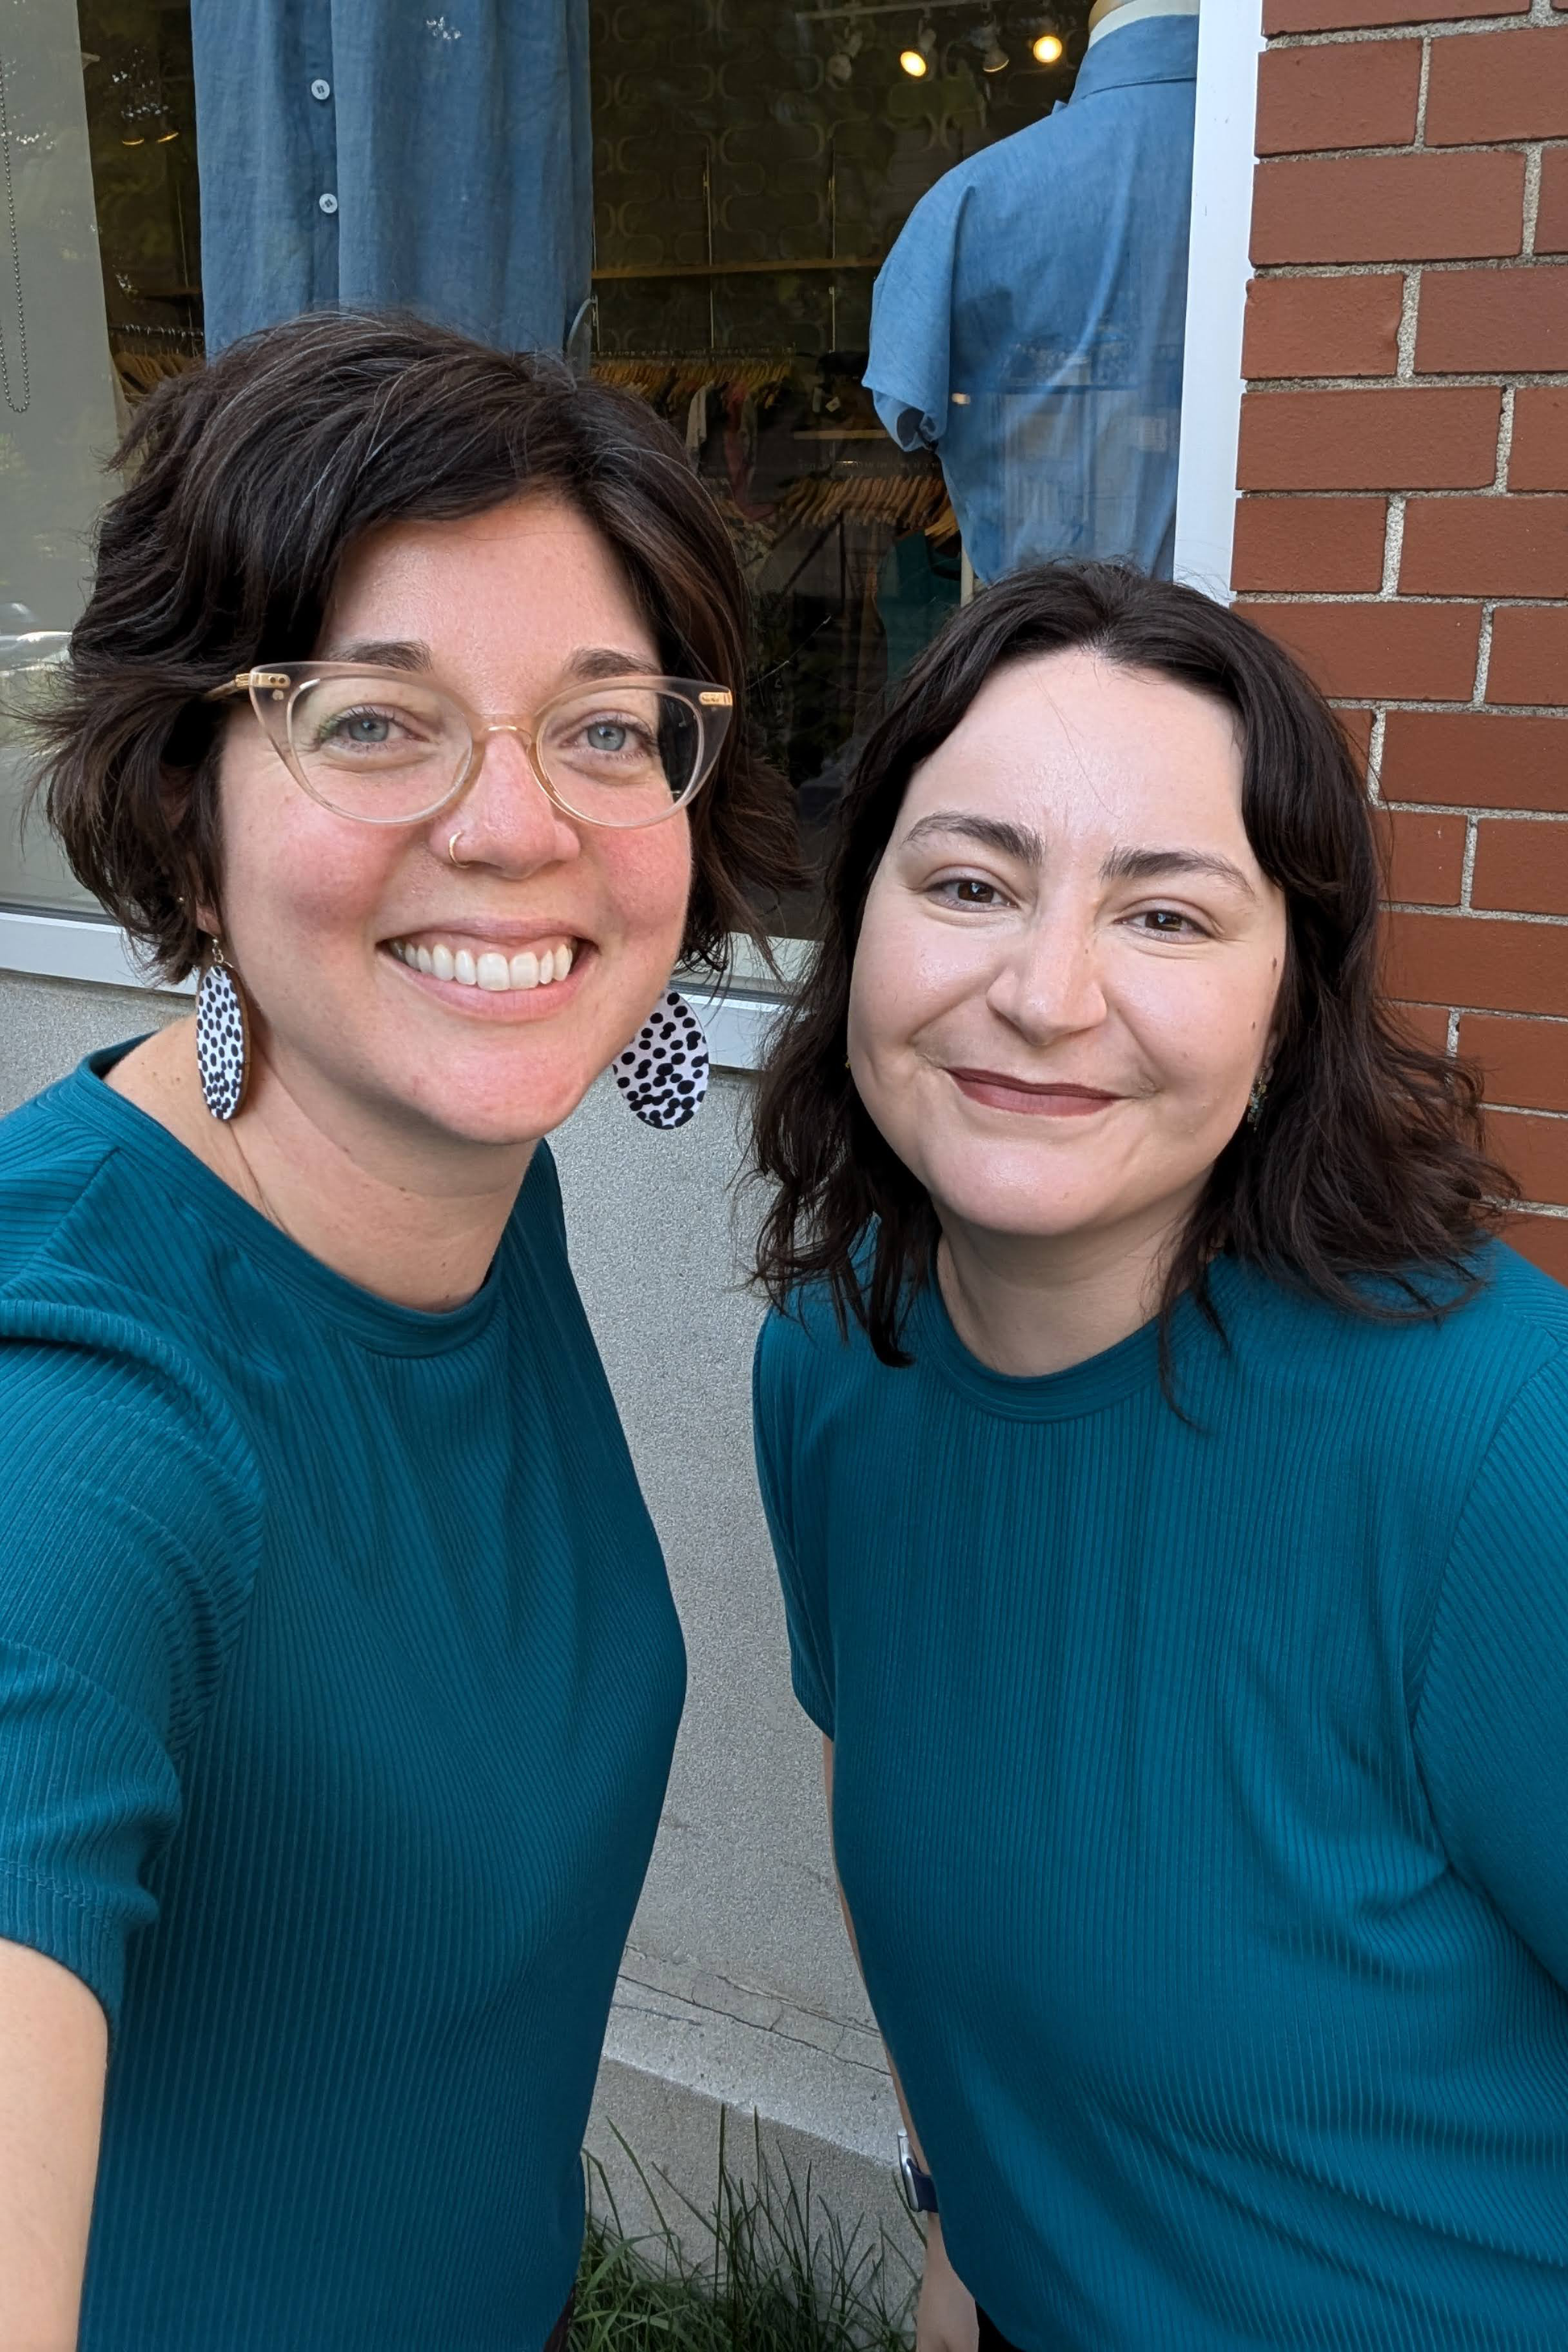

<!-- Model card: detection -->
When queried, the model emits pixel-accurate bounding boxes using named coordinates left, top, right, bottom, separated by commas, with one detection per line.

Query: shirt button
left=317, top=192, right=338, bottom=215
left=309, top=77, right=332, bottom=100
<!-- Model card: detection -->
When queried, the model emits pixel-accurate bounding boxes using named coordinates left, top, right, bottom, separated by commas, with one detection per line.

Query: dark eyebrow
left=316, top=641, right=659, bottom=683
left=561, top=645, right=664, bottom=683
left=1101, top=846, right=1257, bottom=898
left=320, top=637, right=434, bottom=670
left=902, top=811, right=1047, bottom=864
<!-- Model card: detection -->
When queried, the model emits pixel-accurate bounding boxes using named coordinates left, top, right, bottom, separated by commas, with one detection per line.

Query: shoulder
left=0, top=1066, right=123, bottom=1290
left=1220, top=1241, right=1567, bottom=1499
left=0, top=1074, right=263, bottom=1703
left=754, top=1279, right=870, bottom=1402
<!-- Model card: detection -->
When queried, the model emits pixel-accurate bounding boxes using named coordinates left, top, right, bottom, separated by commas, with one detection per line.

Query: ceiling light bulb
left=898, top=45, right=928, bottom=73
left=973, top=19, right=1008, bottom=69
left=1031, top=29, right=1064, bottom=61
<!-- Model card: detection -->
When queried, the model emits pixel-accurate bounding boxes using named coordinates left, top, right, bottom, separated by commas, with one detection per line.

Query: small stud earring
left=195, top=941, right=253, bottom=1121
left=612, top=988, right=710, bottom=1129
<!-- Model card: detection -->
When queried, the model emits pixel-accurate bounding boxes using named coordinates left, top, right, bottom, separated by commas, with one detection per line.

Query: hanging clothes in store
left=191, top=0, right=591, bottom=355
left=865, top=2, right=1199, bottom=583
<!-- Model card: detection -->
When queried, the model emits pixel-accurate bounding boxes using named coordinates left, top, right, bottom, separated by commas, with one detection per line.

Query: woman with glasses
left=0, top=311, right=791, bottom=2351
left=752, top=565, right=1568, bottom=2350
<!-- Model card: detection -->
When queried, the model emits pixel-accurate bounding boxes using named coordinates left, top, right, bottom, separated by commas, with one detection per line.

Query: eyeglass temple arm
left=204, top=670, right=292, bottom=703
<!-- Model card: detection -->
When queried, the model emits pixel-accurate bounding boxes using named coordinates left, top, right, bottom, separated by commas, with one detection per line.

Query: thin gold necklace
left=224, top=1114, right=295, bottom=1246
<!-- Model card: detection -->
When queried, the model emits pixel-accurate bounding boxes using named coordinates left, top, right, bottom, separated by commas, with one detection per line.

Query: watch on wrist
left=897, top=2128, right=939, bottom=2216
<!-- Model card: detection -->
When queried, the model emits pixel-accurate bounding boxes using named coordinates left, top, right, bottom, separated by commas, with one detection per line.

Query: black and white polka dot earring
left=195, top=941, right=253, bottom=1122
left=612, top=987, right=710, bottom=1130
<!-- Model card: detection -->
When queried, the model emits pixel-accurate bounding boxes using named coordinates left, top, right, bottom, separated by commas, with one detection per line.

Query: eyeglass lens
left=284, top=674, right=707, bottom=828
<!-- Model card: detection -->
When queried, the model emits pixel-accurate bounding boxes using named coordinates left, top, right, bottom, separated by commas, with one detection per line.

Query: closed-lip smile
left=947, top=1067, right=1123, bottom=1117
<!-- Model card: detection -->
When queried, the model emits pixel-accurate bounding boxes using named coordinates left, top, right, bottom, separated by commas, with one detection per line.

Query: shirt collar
left=1069, top=9, right=1200, bottom=95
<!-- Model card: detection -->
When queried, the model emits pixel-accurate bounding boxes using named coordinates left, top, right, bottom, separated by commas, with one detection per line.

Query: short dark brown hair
left=752, top=561, right=1516, bottom=1368
left=33, top=309, right=797, bottom=980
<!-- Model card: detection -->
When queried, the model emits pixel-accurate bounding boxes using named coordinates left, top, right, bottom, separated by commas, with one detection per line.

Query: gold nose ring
left=447, top=829, right=467, bottom=869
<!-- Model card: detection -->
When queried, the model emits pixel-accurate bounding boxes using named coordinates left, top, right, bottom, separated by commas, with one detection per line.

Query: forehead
left=324, top=496, right=657, bottom=659
left=901, top=648, right=1250, bottom=849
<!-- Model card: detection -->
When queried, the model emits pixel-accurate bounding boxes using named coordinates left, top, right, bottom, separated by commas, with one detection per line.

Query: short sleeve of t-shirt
left=865, top=175, right=963, bottom=455
left=0, top=1308, right=260, bottom=2027
left=1415, top=1340, right=1568, bottom=1995
left=753, top=1313, right=836, bottom=1738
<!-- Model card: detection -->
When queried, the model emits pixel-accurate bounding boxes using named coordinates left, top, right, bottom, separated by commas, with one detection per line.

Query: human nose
left=433, top=723, right=582, bottom=874
left=984, top=902, right=1108, bottom=1040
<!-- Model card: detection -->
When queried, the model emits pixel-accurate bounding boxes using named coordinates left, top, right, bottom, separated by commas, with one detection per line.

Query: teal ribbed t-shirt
left=0, top=1047, right=686, bottom=2350
left=755, top=1248, right=1568, bottom=2350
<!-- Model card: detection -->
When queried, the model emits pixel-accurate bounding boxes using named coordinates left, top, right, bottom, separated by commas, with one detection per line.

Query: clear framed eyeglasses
left=205, top=663, right=734, bottom=831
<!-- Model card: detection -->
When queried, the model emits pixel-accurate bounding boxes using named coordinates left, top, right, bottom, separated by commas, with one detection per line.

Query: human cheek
left=1112, top=952, right=1266, bottom=1130
left=595, top=819, right=692, bottom=964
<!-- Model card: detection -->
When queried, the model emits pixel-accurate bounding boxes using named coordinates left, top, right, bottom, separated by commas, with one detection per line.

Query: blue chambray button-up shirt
left=191, top=0, right=592, bottom=356
left=865, top=9, right=1199, bottom=583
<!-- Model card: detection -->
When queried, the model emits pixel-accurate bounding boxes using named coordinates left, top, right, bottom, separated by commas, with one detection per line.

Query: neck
left=935, top=1189, right=1201, bottom=1379
left=111, top=1019, right=533, bottom=1313
left=1087, top=0, right=1199, bottom=37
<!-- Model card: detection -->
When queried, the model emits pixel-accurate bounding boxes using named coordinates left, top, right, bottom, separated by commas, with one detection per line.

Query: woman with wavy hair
left=0, top=310, right=793, bottom=2351
left=752, top=562, right=1568, bottom=2350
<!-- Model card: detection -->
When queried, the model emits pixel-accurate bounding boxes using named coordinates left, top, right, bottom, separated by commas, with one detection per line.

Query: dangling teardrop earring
left=195, top=941, right=253, bottom=1121
left=612, top=987, right=710, bottom=1129
left=1246, top=1074, right=1268, bottom=1128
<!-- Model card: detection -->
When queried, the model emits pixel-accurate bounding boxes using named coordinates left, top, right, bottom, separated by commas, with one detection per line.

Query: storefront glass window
left=4, top=0, right=1198, bottom=942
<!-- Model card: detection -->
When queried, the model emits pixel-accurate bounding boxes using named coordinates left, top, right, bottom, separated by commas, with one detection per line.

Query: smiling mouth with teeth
left=386, top=939, right=577, bottom=993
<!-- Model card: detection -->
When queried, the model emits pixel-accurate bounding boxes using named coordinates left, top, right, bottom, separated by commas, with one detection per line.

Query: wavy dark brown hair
left=30, top=308, right=798, bottom=981
left=753, top=562, right=1515, bottom=1368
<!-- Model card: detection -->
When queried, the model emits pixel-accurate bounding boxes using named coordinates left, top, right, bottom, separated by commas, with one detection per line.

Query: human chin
left=918, top=1123, right=1125, bottom=1241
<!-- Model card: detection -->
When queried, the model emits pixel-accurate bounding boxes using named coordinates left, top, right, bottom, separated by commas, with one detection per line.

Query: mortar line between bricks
left=1445, top=1006, right=1462, bottom=1054
left=1367, top=709, right=1388, bottom=794
left=1339, top=696, right=1568, bottom=714
left=1267, top=19, right=1568, bottom=44
left=1523, top=145, right=1542, bottom=257
left=1474, top=600, right=1495, bottom=699
left=1447, top=1006, right=1568, bottom=1021
left=1246, top=367, right=1567, bottom=392
left=1397, top=272, right=1421, bottom=376
left=1496, top=383, right=1516, bottom=488
left=1416, top=35, right=1432, bottom=144
left=1259, top=131, right=1552, bottom=159
left=1386, top=898, right=1568, bottom=923
left=1236, top=590, right=1553, bottom=605
left=1253, top=255, right=1568, bottom=280
left=1380, top=496, right=1407, bottom=593
left=1250, top=257, right=1568, bottom=282
left=1460, top=815, right=1479, bottom=905
left=1494, top=1104, right=1568, bottom=1120
left=1241, top=597, right=1551, bottom=616
left=1378, top=803, right=1568, bottom=819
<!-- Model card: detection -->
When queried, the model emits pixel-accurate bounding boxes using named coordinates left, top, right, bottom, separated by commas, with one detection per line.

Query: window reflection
left=590, top=2, right=1085, bottom=924
left=79, top=1, right=203, bottom=399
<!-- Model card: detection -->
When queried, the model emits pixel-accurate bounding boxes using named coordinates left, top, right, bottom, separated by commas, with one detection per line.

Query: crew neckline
left=61, top=1042, right=509, bottom=1357
left=907, top=1250, right=1242, bottom=1422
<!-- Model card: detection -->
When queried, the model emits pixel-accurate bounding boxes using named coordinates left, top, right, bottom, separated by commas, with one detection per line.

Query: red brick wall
left=1232, top=0, right=1568, bottom=1284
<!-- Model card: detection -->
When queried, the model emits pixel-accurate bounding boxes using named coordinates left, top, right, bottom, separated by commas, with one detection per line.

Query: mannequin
left=865, top=0, right=1200, bottom=581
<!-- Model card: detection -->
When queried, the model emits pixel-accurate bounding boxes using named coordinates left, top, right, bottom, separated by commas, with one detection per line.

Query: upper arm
left=0, top=1938, right=108, bottom=2352
left=0, top=1323, right=259, bottom=2026
left=1415, top=1350, right=1568, bottom=1989
left=753, top=1321, right=836, bottom=1736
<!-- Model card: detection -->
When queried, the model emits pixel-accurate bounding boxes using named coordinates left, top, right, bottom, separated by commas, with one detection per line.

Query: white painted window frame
left=1, top=0, right=1263, bottom=1069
